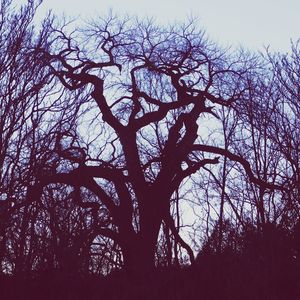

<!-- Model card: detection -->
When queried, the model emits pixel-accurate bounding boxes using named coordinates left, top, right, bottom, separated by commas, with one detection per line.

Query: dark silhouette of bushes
left=196, top=220, right=300, bottom=299
left=1, top=220, right=299, bottom=299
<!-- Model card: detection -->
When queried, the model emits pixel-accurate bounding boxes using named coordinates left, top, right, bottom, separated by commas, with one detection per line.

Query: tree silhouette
left=29, top=15, right=282, bottom=275
left=1, top=3, right=300, bottom=299
left=0, top=0, right=56, bottom=274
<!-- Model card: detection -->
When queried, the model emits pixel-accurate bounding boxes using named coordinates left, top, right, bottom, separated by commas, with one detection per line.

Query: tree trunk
left=122, top=218, right=161, bottom=277
left=119, top=190, right=164, bottom=276
left=123, top=240, right=154, bottom=275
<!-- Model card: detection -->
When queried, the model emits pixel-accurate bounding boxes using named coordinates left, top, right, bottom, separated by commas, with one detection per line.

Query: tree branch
left=192, top=144, right=285, bottom=190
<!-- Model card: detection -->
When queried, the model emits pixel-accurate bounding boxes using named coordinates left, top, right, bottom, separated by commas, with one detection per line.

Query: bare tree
left=0, top=0, right=55, bottom=272
left=28, top=15, right=282, bottom=276
left=0, top=0, right=90, bottom=275
left=0, top=3, right=299, bottom=298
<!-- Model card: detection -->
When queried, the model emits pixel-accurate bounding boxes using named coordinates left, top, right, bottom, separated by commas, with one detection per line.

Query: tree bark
left=121, top=212, right=162, bottom=276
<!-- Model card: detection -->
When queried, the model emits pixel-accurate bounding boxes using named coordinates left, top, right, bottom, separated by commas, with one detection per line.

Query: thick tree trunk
left=123, top=239, right=155, bottom=275
left=119, top=189, right=165, bottom=276
left=122, top=218, right=161, bottom=277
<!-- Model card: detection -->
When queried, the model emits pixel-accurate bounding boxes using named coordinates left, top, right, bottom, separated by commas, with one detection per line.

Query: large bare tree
left=29, top=15, right=283, bottom=275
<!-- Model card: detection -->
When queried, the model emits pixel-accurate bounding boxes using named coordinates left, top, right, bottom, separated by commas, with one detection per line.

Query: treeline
left=0, top=0, right=299, bottom=298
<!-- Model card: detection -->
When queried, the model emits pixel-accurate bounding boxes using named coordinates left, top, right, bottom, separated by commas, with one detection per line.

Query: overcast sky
left=36, top=0, right=300, bottom=53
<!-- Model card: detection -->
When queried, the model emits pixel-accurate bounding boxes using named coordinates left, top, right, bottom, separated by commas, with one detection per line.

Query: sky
left=36, top=0, right=300, bottom=53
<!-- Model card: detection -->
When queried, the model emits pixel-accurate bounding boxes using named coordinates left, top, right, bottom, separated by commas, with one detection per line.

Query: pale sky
left=36, top=0, right=300, bottom=53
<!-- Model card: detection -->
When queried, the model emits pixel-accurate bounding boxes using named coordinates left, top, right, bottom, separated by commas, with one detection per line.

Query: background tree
left=0, top=0, right=55, bottom=273
left=0, top=0, right=97, bottom=276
